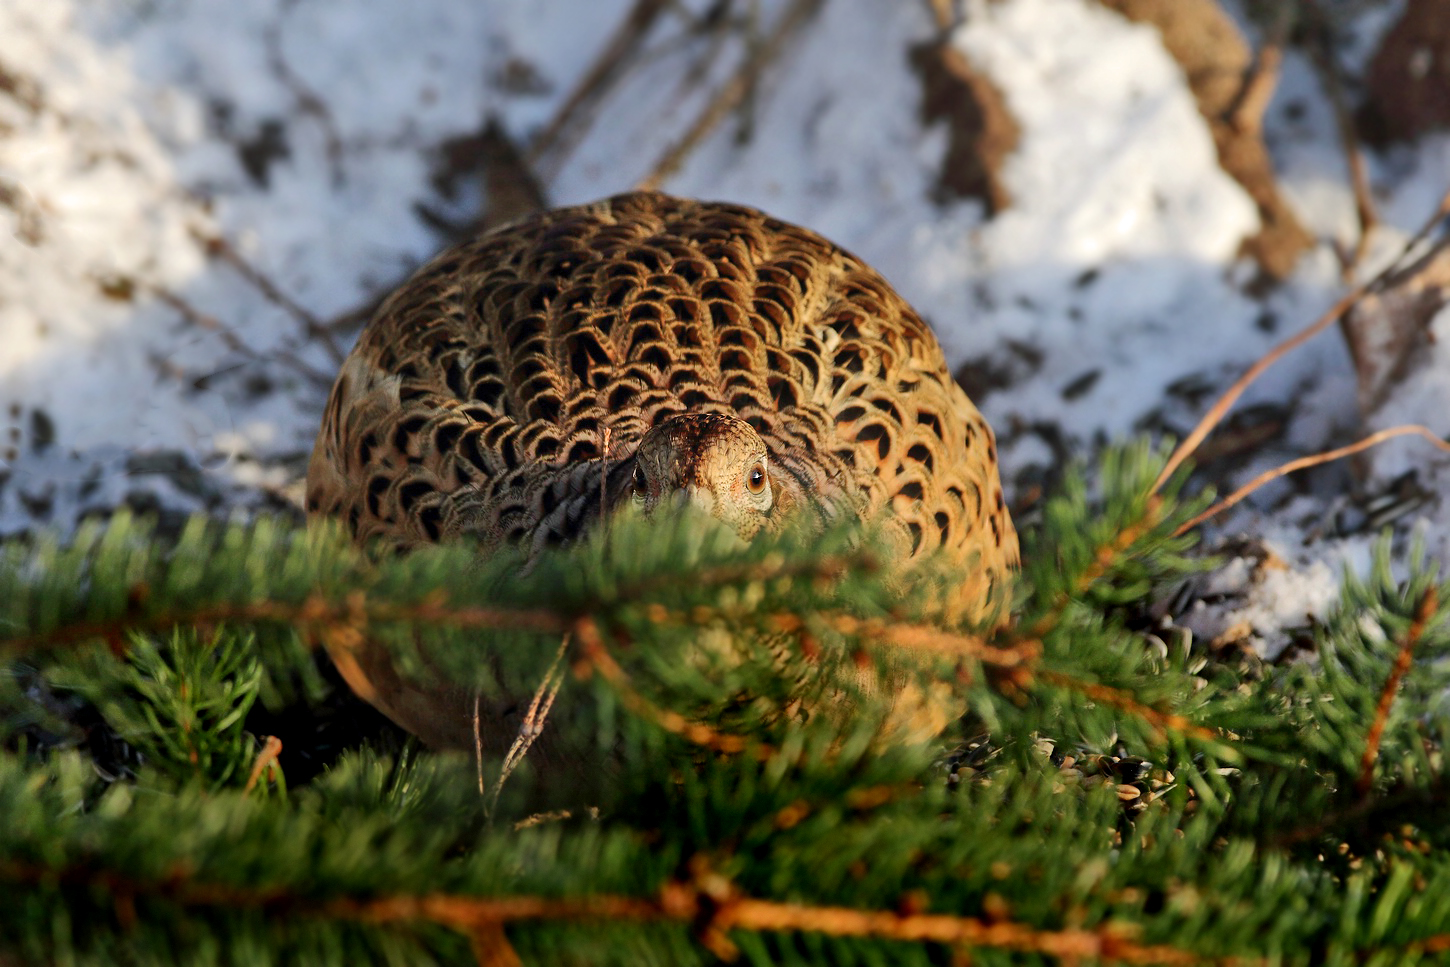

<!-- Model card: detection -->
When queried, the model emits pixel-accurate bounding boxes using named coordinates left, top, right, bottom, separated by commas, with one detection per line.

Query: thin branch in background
left=1154, top=185, right=1450, bottom=494
left=263, top=19, right=346, bottom=188
left=1302, top=0, right=1379, bottom=276
left=636, top=0, right=824, bottom=191
left=149, top=284, right=335, bottom=389
left=1357, top=587, right=1438, bottom=796
left=1153, top=288, right=1360, bottom=493
left=190, top=227, right=345, bottom=366
left=528, top=0, right=672, bottom=175
left=1175, top=425, right=1450, bottom=536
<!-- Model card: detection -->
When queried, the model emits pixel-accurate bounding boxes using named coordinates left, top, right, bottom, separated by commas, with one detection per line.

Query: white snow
left=2, top=0, right=1448, bottom=639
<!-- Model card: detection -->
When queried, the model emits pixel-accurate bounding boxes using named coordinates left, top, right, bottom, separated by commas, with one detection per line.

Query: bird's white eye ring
left=746, top=462, right=767, bottom=495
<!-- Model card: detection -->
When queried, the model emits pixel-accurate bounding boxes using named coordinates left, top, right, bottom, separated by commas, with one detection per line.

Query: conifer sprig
left=4, top=442, right=1450, bottom=964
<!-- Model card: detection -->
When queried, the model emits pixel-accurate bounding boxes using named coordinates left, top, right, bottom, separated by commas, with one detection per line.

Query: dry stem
left=1301, top=0, right=1378, bottom=275
left=1174, top=425, right=1450, bottom=536
left=488, top=635, right=570, bottom=817
left=636, top=0, right=823, bottom=191
left=1156, top=185, right=1450, bottom=496
left=528, top=0, right=671, bottom=173
left=190, top=227, right=345, bottom=365
left=150, top=284, right=335, bottom=389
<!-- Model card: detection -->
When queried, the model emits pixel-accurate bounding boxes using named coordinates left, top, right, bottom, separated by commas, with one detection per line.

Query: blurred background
left=2, top=0, right=1448, bottom=653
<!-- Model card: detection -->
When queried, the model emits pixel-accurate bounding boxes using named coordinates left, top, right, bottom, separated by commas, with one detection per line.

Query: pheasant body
left=307, top=192, right=1017, bottom=747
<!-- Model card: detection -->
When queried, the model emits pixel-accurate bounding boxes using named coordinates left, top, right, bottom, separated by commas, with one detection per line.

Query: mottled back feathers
left=307, top=191, right=1018, bottom=615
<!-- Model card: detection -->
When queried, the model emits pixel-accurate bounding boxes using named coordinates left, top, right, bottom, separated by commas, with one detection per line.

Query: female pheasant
left=307, top=191, right=1017, bottom=748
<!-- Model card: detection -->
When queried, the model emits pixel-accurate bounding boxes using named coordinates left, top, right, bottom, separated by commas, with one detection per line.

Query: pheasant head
left=629, top=413, right=780, bottom=540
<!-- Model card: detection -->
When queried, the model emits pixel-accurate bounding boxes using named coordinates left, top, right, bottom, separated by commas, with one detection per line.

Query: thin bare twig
left=1154, top=186, right=1450, bottom=493
left=1153, top=289, right=1361, bottom=493
left=473, top=692, right=486, bottom=798
left=529, top=0, right=672, bottom=173
left=1357, top=588, right=1438, bottom=796
left=190, top=227, right=345, bottom=365
left=489, top=635, right=571, bottom=817
left=636, top=0, right=824, bottom=191
left=263, top=19, right=346, bottom=188
left=1175, top=425, right=1450, bottom=536
left=150, top=284, right=336, bottom=389
left=1301, top=0, right=1378, bottom=275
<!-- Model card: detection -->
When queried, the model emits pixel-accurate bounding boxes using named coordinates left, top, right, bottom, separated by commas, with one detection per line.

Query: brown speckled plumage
left=307, top=191, right=1017, bottom=748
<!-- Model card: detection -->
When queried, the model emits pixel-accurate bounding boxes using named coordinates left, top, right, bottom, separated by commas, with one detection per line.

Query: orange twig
left=1357, top=588, right=1438, bottom=796
left=571, top=617, right=766, bottom=757
left=1152, top=289, right=1361, bottom=494
left=1175, top=425, right=1450, bottom=535
left=469, top=923, right=524, bottom=967
left=0, top=857, right=1267, bottom=964
left=314, top=882, right=1258, bottom=965
left=1039, top=672, right=1220, bottom=743
left=767, top=611, right=1040, bottom=668
left=243, top=736, right=283, bottom=796
left=1024, top=498, right=1164, bottom=642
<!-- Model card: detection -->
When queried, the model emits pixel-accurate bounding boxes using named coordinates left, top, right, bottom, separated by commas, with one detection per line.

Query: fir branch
left=572, top=615, right=764, bottom=757
left=1, top=595, right=571, bottom=661
left=1176, top=425, right=1450, bottom=536
left=0, top=855, right=1260, bottom=966
left=1036, top=671, right=1222, bottom=744
left=1358, top=587, right=1439, bottom=796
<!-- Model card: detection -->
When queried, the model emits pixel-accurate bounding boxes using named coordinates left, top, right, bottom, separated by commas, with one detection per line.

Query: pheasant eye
left=746, top=463, right=767, bottom=495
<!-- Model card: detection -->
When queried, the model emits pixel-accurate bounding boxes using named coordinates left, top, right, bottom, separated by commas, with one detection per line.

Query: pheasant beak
left=669, top=484, right=716, bottom=516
